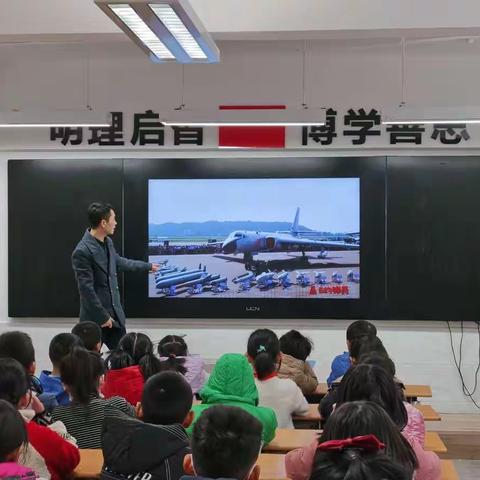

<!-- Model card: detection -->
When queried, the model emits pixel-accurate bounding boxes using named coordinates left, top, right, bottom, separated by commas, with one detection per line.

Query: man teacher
left=72, top=202, right=158, bottom=349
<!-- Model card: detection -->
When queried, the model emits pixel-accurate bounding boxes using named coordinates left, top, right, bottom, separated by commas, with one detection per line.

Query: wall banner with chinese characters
left=0, top=108, right=476, bottom=150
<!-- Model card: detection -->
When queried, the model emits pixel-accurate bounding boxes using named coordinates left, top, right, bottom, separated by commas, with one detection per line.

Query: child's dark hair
left=312, top=441, right=410, bottom=480
left=279, top=330, right=313, bottom=361
left=106, top=332, right=161, bottom=381
left=0, top=400, right=28, bottom=462
left=0, top=331, right=35, bottom=371
left=71, top=321, right=102, bottom=352
left=349, top=336, right=388, bottom=363
left=247, top=329, right=280, bottom=380
left=157, top=335, right=188, bottom=375
left=336, top=364, right=408, bottom=431
left=49, top=333, right=83, bottom=367
left=191, top=405, right=262, bottom=480
left=141, top=371, right=193, bottom=425
left=317, top=401, right=417, bottom=478
left=0, top=358, right=29, bottom=406
left=346, top=321, right=377, bottom=342
left=358, top=352, right=396, bottom=378
left=60, top=347, right=105, bottom=404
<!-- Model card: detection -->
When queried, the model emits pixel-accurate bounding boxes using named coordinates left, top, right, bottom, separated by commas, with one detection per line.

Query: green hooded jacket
left=186, top=353, right=277, bottom=444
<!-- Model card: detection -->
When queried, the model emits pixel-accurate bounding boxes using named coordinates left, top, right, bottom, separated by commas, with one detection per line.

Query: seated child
left=286, top=401, right=417, bottom=480
left=0, top=331, right=53, bottom=418
left=278, top=330, right=318, bottom=395
left=334, top=365, right=441, bottom=480
left=52, top=347, right=134, bottom=449
left=358, top=352, right=426, bottom=446
left=102, top=371, right=193, bottom=480
left=247, top=329, right=309, bottom=428
left=39, top=333, right=82, bottom=408
left=0, top=399, right=39, bottom=480
left=71, top=321, right=102, bottom=353
left=187, top=353, right=277, bottom=445
left=0, top=357, right=80, bottom=480
left=103, top=332, right=162, bottom=405
left=158, top=335, right=208, bottom=394
left=182, top=405, right=263, bottom=480
left=326, top=320, right=377, bottom=385
left=320, top=335, right=389, bottom=422
left=310, top=402, right=413, bottom=480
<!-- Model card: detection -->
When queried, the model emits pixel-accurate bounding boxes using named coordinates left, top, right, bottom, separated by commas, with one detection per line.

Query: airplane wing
left=275, top=235, right=359, bottom=250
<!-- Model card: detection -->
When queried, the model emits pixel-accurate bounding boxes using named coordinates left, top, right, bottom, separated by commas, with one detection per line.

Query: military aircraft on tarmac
left=221, top=208, right=359, bottom=268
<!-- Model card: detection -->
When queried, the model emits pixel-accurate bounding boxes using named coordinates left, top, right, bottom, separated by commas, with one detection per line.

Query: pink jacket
left=404, top=402, right=426, bottom=446
left=286, top=424, right=440, bottom=480
left=0, top=462, right=38, bottom=479
left=160, top=355, right=208, bottom=394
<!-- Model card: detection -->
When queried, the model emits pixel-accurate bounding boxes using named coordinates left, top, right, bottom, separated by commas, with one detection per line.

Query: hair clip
left=317, top=435, right=385, bottom=453
left=257, top=345, right=267, bottom=353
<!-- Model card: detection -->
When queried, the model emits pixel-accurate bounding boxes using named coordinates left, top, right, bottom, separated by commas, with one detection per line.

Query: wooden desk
left=263, top=429, right=446, bottom=454
left=417, top=404, right=441, bottom=421
left=74, top=450, right=287, bottom=480
left=293, top=404, right=441, bottom=424
left=425, top=432, right=448, bottom=454
left=313, top=383, right=432, bottom=400
left=75, top=449, right=454, bottom=480
left=74, top=449, right=103, bottom=479
left=263, top=429, right=320, bottom=453
left=257, top=454, right=288, bottom=480
left=440, top=460, right=459, bottom=480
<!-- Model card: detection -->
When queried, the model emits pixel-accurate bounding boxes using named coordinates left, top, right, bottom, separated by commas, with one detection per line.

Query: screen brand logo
left=246, top=306, right=261, bottom=312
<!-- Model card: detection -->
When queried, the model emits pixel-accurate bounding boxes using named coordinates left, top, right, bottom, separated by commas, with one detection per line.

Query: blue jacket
left=39, top=370, right=70, bottom=406
left=326, top=352, right=351, bottom=386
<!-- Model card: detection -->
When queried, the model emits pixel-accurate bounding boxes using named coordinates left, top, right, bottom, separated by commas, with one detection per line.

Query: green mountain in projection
left=149, top=221, right=315, bottom=237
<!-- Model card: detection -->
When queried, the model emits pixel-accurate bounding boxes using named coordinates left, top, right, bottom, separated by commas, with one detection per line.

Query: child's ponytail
left=247, top=329, right=280, bottom=380
left=158, top=335, right=188, bottom=375
left=106, top=332, right=161, bottom=380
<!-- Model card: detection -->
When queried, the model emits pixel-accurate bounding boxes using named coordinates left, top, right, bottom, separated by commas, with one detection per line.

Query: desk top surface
left=74, top=450, right=287, bottom=480
left=293, top=404, right=441, bottom=422
left=314, top=383, right=432, bottom=398
left=75, top=449, right=454, bottom=479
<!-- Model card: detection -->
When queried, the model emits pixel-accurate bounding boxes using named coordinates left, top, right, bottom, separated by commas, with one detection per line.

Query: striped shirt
left=52, top=396, right=135, bottom=449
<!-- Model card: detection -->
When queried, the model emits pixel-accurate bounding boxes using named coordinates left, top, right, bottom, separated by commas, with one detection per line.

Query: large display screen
left=148, top=178, right=360, bottom=299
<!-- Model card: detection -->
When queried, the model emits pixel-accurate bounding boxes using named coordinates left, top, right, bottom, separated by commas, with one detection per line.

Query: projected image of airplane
left=220, top=208, right=359, bottom=269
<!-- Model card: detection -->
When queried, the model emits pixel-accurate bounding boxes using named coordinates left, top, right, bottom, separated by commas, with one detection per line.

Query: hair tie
left=169, top=353, right=177, bottom=359
left=257, top=345, right=267, bottom=354
left=317, top=435, right=385, bottom=453
left=132, top=333, right=138, bottom=355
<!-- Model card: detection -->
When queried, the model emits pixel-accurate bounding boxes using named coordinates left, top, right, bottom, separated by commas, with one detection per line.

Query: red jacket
left=102, top=365, right=145, bottom=406
left=26, top=420, right=80, bottom=480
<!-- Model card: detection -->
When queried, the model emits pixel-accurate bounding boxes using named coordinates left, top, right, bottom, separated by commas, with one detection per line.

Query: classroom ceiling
left=2, top=0, right=480, bottom=43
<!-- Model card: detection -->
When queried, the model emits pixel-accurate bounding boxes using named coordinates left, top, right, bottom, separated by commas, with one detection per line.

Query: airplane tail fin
left=291, top=207, right=300, bottom=235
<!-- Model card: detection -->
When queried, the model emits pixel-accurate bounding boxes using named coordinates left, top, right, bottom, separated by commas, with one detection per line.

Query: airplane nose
left=222, top=238, right=237, bottom=254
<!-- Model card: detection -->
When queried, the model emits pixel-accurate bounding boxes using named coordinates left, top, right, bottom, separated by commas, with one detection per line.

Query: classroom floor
left=454, top=460, right=480, bottom=479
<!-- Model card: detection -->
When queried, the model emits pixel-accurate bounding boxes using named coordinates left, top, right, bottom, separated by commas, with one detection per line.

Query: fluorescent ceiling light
left=149, top=4, right=206, bottom=59
left=95, top=0, right=220, bottom=63
left=0, top=111, right=111, bottom=128
left=109, top=4, right=174, bottom=60
left=382, top=106, right=480, bottom=125
left=161, top=109, right=326, bottom=126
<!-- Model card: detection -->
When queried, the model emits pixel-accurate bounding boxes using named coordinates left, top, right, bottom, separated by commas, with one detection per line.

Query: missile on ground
left=232, top=272, right=254, bottom=284
left=156, top=270, right=205, bottom=289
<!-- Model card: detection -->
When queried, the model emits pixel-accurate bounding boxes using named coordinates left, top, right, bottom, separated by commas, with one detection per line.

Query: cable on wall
left=446, top=320, right=480, bottom=409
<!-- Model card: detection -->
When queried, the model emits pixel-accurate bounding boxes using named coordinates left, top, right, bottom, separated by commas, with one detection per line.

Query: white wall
left=0, top=39, right=480, bottom=413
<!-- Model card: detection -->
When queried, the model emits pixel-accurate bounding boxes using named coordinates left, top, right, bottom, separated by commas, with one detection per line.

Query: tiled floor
left=454, top=460, right=480, bottom=479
